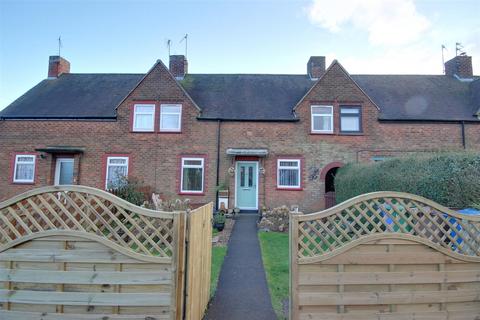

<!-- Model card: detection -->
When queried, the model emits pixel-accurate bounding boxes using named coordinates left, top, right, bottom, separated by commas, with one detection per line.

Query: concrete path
left=205, top=214, right=277, bottom=320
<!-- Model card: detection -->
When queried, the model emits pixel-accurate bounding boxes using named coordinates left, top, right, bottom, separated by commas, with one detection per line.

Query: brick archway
left=320, top=161, right=344, bottom=181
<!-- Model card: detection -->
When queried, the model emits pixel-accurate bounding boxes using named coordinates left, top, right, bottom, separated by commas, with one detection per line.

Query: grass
left=258, top=231, right=289, bottom=319
left=210, top=245, right=227, bottom=298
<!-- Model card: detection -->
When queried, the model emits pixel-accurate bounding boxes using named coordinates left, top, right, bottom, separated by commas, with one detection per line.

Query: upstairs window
left=133, top=104, right=155, bottom=132
left=105, top=156, right=129, bottom=189
left=13, top=154, right=36, bottom=183
left=160, top=104, right=182, bottom=132
left=340, top=106, right=362, bottom=133
left=181, top=157, right=204, bottom=193
left=311, top=105, right=333, bottom=133
left=277, top=159, right=301, bottom=189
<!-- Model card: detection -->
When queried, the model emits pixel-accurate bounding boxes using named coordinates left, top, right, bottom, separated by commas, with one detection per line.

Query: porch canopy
left=226, top=148, right=268, bottom=157
left=35, top=146, right=85, bottom=154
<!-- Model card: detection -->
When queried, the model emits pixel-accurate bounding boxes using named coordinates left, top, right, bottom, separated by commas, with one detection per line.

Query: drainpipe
left=461, top=121, right=466, bottom=149
left=215, top=120, right=221, bottom=210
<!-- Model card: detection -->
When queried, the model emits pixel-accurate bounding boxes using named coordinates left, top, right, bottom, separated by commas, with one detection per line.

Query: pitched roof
left=181, top=74, right=314, bottom=120
left=1, top=68, right=479, bottom=122
left=0, top=73, right=143, bottom=119
left=352, top=75, right=479, bottom=121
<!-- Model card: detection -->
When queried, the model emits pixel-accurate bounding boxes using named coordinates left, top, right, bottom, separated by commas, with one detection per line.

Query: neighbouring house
left=0, top=54, right=479, bottom=212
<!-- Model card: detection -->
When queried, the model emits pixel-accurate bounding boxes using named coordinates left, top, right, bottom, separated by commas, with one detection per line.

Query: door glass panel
left=240, top=166, right=245, bottom=187
left=58, top=160, right=74, bottom=185
left=248, top=166, right=253, bottom=187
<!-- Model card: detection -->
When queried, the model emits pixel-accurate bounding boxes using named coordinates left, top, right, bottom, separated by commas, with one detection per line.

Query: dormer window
left=160, top=104, right=182, bottom=132
left=133, top=104, right=155, bottom=132
left=311, top=105, right=333, bottom=133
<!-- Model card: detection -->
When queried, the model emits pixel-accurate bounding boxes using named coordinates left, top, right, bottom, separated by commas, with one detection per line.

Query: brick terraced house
left=1, top=54, right=479, bottom=212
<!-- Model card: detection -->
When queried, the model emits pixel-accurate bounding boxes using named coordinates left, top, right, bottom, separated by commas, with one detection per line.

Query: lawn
left=258, top=231, right=289, bottom=319
left=210, top=245, right=227, bottom=298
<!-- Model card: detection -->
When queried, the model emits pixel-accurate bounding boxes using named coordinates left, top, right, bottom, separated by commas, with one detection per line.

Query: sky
left=0, top=0, right=479, bottom=110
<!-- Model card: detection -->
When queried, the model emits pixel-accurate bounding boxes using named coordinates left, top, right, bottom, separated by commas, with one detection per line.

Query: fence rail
left=290, top=191, right=480, bottom=320
left=0, top=185, right=213, bottom=320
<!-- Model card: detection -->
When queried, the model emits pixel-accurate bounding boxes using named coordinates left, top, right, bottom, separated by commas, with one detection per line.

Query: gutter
left=197, top=117, right=299, bottom=122
left=0, top=116, right=117, bottom=121
left=378, top=118, right=480, bottom=124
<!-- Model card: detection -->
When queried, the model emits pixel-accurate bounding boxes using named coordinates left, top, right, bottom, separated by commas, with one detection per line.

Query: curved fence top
left=292, top=191, right=480, bottom=262
left=0, top=185, right=180, bottom=262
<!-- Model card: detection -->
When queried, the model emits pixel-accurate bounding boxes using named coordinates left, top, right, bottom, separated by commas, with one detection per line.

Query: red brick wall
left=1, top=60, right=478, bottom=213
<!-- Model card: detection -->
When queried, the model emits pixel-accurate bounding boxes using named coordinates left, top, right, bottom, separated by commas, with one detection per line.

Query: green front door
left=236, top=162, right=258, bottom=210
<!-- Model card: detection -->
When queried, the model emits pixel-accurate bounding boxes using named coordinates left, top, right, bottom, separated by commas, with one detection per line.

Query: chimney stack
left=307, top=56, right=326, bottom=80
left=48, top=56, right=70, bottom=78
left=169, top=55, right=188, bottom=80
left=445, top=55, right=473, bottom=79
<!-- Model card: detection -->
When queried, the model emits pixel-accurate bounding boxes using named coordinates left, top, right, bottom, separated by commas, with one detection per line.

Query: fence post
left=289, top=211, right=300, bottom=320
left=174, top=210, right=187, bottom=320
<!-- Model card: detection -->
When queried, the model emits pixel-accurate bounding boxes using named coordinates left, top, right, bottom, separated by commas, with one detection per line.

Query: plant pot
left=214, top=223, right=225, bottom=232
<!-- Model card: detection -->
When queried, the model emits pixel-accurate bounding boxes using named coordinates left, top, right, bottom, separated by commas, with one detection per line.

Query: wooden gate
left=0, top=186, right=213, bottom=320
left=290, top=192, right=480, bottom=320
left=185, top=202, right=213, bottom=320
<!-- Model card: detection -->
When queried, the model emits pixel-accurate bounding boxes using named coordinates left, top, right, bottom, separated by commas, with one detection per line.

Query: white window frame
left=13, top=154, right=36, bottom=183
left=180, top=157, right=204, bottom=193
left=105, top=156, right=129, bottom=189
left=311, top=105, right=334, bottom=133
left=277, top=159, right=301, bottom=189
left=160, top=104, right=182, bottom=132
left=133, top=103, right=156, bottom=132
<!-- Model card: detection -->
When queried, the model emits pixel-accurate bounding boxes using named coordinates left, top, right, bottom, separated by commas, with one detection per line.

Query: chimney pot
left=169, top=55, right=188, bottom=79
left=445, top=55, right=473, bottom=79
left=308, top=56, right=326, bottom=80
left=48, top=56, right=70, bottom=78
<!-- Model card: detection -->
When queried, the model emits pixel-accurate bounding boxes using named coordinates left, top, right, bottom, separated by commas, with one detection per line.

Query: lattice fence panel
left=296, top=193, right=480, bottom=259
left=0, top=186, right=175, bottom=258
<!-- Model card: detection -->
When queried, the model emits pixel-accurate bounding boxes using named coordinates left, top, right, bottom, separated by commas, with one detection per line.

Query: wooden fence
left=290, top=191, right=480, bottom=320
left=0, top=185, right=212, bottom=320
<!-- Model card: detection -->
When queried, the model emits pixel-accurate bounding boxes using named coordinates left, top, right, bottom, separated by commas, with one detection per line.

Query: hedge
left=334, top=153, right=480, bottom=208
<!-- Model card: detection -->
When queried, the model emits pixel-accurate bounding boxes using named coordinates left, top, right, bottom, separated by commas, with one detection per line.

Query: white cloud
left=307, top=0, right=430, bottom=46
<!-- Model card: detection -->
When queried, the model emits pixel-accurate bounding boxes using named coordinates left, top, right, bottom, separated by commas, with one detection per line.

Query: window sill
left=179, top=191, right=205, bottom=196
left=131, top=130, right=156, bottom=133
left=339, top=132, right=364, bottom=136
left=12, top=181, right=35, bottom=185
left=276, top=187, right=303, bottom=191
left=159, top=130, right=182, bottom=134
left=310, top=131, right=335, bottom=135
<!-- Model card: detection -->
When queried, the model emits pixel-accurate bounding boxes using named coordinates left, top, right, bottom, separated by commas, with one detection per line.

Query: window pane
left=59, top=161, right=74, bottom=185
left=135, top=114, right=154, bottom=130
left=135, top=105, right=154, bottom=113
left=341, top=116, right=360, bottom=131
left=184, top=160, right=202, bottom=166
left=162, top=105, right=181, bottom=113
left=312, top=106, right=332, bottom=115
left=313, top=115, right=332, bottom=131
left=161, top=114, right=180, bottom=130
left=341, top=108, right=359, bottom=114
left=15, top=163, right=34, bottom=181
left=17, top=156, right=34, bottom=163
left=279, top=169, right=299, bottom=187
left=183, top=167, right=203, bottom=191
left=109, top=158, right=127, bottom=165
left=107, top=165, right=127, bottom=188
left=279, top=161, right=298, bottom=167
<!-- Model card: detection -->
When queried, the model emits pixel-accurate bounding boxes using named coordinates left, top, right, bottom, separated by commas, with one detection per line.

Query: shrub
left=108, top=176, right=152, bottom=206
left=335, top=152, right=480, bottom=208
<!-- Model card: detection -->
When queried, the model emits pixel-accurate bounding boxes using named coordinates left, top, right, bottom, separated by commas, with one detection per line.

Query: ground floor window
left=105, top=156, right=129, bottom=189
left=277, top=159, right=301, bottom=189
left=181, top=157, right=204, bottom=193
left=13, top=154, right=36, bottom=183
